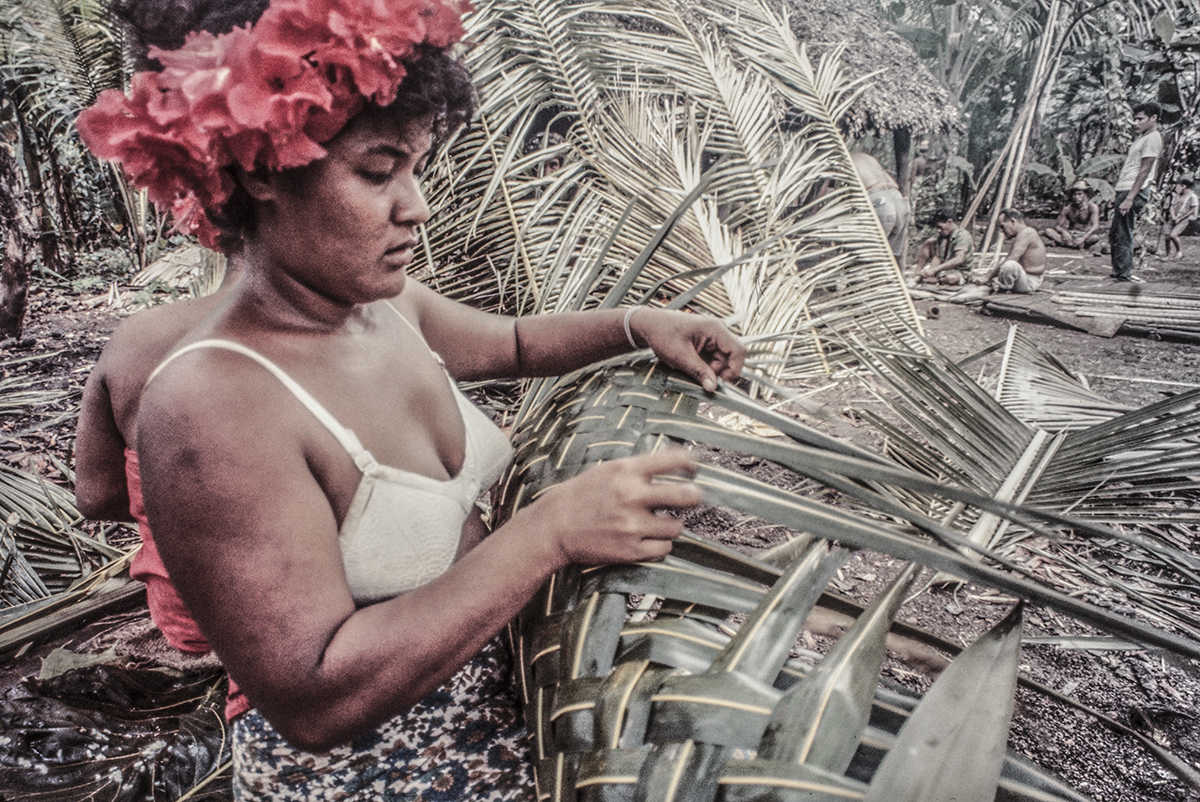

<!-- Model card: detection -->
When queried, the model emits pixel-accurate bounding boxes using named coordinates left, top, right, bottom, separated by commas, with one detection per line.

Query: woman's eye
left=361, top=170, right=391, bottom=184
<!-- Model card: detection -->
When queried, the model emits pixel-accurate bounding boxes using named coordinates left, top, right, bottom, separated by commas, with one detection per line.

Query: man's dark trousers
left=1109, top=189, right=1147, bottom=280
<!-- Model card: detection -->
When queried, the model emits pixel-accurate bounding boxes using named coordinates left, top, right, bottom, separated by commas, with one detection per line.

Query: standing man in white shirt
left=1110, top=102, right=1164, bottom=282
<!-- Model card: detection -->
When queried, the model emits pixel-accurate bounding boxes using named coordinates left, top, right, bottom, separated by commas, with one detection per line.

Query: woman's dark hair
left=113, top=0, right=270, bottom=66
left=112, top=1, right=476, bottom=253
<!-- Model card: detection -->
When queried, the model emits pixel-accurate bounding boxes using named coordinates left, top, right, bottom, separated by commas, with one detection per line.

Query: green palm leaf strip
left=861, top=604, right=1023, bottom=802
left=759, top=564, right=918, bottom=773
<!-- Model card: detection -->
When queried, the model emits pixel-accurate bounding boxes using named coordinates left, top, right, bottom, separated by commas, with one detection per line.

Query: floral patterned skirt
left=232, top=636, right=534, bottom=801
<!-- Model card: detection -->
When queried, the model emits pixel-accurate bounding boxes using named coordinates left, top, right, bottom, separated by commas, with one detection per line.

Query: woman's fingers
left=643, top=479, right=703, bottom=511
left=634, top=310, right=744, bottom=393
left=631, top=449, right=697, bottom=479
left=637, top=538, right=675, bottom=561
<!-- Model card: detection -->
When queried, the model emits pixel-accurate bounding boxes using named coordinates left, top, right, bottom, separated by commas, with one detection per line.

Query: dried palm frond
left=0, top=463, right=123, bottom=608
left=416, top=0, right=921, bottom=383
left=0, top=375, right=69, bottom=420
left=1, top=345, right=120, bottom=610
left=131, top=244, right=227, bottom=299
left=495, top=358, right=1200, bottom=799
left=995, top=326, right=1128, bottom=430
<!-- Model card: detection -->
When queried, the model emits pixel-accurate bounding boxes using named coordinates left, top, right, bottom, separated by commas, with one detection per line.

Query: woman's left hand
left=628, top=309, right=744, bottom=393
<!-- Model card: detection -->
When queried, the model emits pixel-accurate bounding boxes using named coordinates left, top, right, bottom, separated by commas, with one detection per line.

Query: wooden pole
left=979, top=0, right=1064, bottom=255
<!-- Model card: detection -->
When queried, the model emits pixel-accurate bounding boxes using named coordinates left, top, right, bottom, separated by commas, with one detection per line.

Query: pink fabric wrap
left=124, top=448, right=249, bottom=720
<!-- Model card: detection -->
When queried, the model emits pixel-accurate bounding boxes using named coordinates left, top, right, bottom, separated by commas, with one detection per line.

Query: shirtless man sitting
left=851, top=151, right=910, bottom=269
left=978, top=208, right=1047, bottom=293
left=1042, top=180, right=1101, bottom=249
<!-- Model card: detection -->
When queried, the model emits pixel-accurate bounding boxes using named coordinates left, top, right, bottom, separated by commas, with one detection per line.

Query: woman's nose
left=393, top=178, right=430, bottom=227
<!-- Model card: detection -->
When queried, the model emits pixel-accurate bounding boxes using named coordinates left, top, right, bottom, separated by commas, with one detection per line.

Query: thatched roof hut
left=782, top=0, right=958, bottom=190
left=784, top=0, right=958, bottom=138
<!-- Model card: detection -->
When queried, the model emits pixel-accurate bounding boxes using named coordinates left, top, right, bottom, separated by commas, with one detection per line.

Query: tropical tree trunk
left=14, top=113, right=64, bottom=277
left=43, top=138, right=78, bottom=252
left=893, top=126, right=913, bottom=196
left=0, top=144, right=33, bottom=339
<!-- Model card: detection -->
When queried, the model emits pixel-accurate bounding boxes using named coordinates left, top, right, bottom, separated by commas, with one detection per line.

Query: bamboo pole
left=976, top=0, right=1065, bottom=256
left=979, top=0, right=1065, bottom=253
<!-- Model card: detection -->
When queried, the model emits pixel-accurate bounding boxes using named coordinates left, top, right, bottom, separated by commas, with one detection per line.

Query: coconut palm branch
left=830, top=327, right=1200, bottom=639
left=0, top=0, right=125, bottom=141
left=496, top=357, right=1200, bottom=799
left=994, top=326, right=1129, bottom=431
left=416, top=0, right=921, bottom=383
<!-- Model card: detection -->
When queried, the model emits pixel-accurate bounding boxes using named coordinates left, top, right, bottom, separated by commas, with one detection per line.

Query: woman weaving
left=74, top=0, right=742, bottom=797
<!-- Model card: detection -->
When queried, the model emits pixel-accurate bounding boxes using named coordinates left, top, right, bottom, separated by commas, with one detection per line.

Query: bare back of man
left=1010, top=225, right=1047, bottom=276
left=850, top=151, right=909, bottom=268
left=850, top=151, right=898, bottom=192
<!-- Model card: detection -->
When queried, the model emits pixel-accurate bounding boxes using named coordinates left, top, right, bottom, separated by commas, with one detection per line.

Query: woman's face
left=255, top=113, right=434, bottom=304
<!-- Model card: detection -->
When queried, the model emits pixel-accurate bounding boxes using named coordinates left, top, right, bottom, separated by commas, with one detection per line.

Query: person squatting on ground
left=1161, top=175, right=1199, bottom=261
left=975, top=209, right=1047, bottom=294
left=912, top=208, right=974, bottom=286
left=850, top=151, right=910, bottom=269
left=73, top=1, right=745, bottom=799
left=1042, top=180, right=1101, bottom=250
left=1110, top=102, right=1163, bottom=282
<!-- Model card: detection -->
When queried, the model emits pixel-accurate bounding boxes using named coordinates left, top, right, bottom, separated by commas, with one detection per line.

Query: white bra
left=146, top=304, right=514, bottom=604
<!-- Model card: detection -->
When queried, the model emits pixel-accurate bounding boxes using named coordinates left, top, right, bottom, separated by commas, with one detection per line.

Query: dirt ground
left=2, top=230, right=1198, bottom=800
left=912, top=232, right=1200, bottom=801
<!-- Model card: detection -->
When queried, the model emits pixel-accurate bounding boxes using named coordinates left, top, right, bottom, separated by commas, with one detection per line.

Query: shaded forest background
left=4, top=0, right=1200, bottom=336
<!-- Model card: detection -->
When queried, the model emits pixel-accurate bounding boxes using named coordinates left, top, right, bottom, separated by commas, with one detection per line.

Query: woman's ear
left=234, top=166, right=277, bottom=203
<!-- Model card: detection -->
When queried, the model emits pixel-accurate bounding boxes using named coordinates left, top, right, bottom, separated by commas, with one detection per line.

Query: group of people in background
left=856, top=100, right=1196, bottom=293
left=910, top=207, right=1045, bottom=294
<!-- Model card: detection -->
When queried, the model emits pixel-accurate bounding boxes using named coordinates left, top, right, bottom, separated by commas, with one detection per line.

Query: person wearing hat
left=1161, top=174, right=1199, bottom=260
left=1043, top=179, right=1101, bottom=250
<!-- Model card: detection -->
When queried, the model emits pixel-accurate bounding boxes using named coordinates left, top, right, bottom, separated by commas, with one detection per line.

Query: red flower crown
left=78, top=0, right=470, bottom=249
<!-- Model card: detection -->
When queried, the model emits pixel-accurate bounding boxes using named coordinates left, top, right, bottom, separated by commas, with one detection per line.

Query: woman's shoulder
left=136, top=336, right=308, bottom=467
left=95, top=294, right=226, bottom=410
left=103, top=296, right=213, bottom=366
left=139, top=334, right=288, bottom=417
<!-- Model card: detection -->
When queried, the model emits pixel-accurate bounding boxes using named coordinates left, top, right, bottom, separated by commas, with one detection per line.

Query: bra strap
left=384, top=300, right=445, bottom=367
left=145, top=339, right=375, bottom=470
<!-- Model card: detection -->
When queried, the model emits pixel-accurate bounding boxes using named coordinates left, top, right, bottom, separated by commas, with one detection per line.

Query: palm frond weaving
left=494, top=358, right=1200, bottom=800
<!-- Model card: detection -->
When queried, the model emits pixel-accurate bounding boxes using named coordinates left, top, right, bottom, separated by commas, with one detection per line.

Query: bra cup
left=453, top=393, right=514, bottom=490
left=339, top=475, right=464, bottom=604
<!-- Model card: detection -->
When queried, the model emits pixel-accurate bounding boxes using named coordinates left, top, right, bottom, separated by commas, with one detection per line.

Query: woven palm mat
left=493, top=359, right=1085, bottom=801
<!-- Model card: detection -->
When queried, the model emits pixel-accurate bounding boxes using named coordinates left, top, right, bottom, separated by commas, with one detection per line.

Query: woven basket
left=494, top=360, right=1086, bottom=802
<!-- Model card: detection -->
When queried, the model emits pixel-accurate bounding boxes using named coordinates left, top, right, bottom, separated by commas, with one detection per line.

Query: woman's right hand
left=520, top=450, right=702, bottom=568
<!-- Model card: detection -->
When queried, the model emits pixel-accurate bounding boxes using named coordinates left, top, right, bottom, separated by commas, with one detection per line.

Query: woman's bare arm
left=138, top=351, right=701, bottom=751
left=74, top=357, right=134, bottom=522
left=404, top=280, right=744, bottom=391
